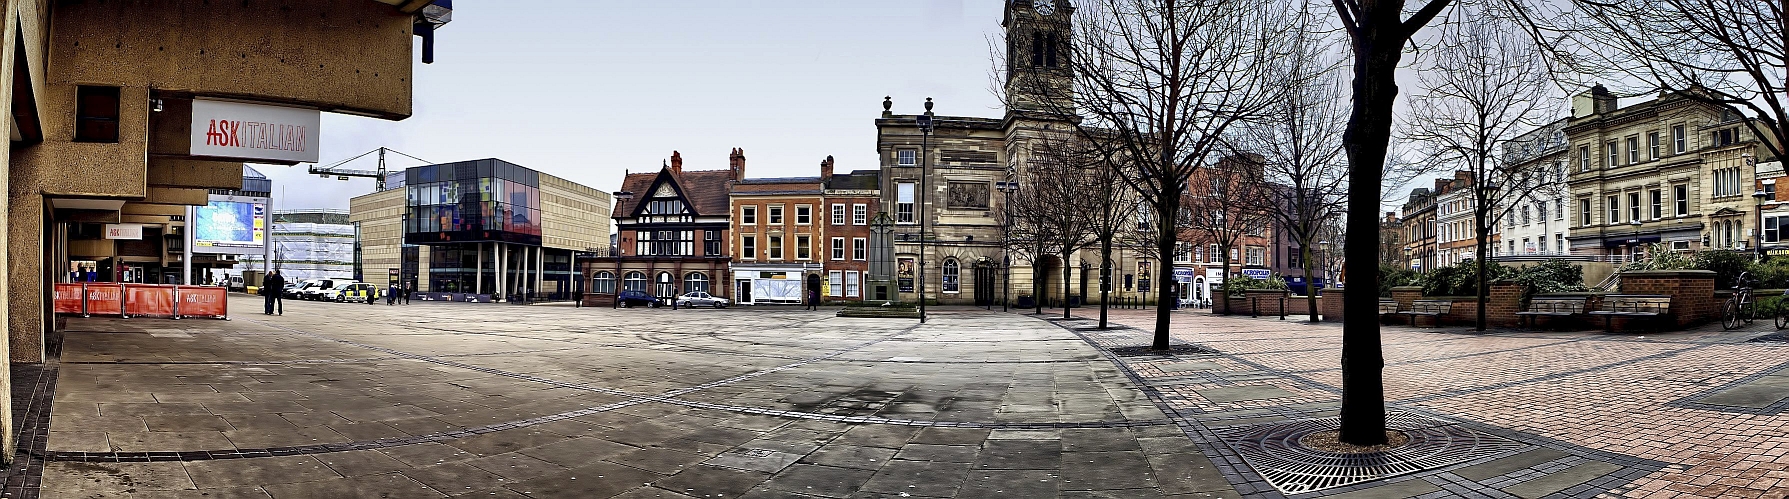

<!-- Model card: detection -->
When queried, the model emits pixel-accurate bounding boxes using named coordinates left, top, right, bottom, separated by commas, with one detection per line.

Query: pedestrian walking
left=402, top=285, right=411, bottom=304
left=573, top=289, right=583, bottom=308
left=387, top=283, right=398, bottom=305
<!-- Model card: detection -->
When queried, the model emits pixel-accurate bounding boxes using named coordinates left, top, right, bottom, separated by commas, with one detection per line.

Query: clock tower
left=1003, top=0, right=1074, bottom=115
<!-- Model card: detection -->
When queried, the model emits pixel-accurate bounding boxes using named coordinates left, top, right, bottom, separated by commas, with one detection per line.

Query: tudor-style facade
left=583, top=150, right=737, bottom=306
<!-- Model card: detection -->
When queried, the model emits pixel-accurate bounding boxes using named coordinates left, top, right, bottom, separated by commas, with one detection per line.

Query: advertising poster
left=897, top=257, right=916, bottom=293
left=192, top=195, right=267, bottom=254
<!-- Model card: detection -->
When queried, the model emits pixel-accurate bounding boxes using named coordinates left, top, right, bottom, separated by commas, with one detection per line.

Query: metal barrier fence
left=53, top=283, right=228, bottom=320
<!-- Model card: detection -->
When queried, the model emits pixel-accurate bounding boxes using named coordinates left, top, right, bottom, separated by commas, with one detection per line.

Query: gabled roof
left=614, top=168, right=733, bottom=218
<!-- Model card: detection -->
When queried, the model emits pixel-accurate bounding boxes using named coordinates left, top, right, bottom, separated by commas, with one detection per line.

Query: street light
left=916, top=98, right=935, bottom=324
left=1755, top=189, right=1770, bottom=260
left=611, top=190, right=634, bottom=309
left=995, top=178, right=1020, bottom=312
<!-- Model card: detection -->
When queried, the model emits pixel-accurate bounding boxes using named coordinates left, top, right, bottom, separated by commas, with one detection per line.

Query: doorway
left=973, top=265, right=994, bottom=306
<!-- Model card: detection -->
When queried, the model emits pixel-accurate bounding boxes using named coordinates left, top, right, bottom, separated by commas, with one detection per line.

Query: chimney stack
left=670, top=151, right=683, bottom=173
left=821, top=155, right=835, bottom=180
left=729, top=148, right=747, bottom=181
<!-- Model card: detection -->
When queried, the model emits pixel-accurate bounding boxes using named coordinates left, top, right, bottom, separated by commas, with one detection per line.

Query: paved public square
left=9, top=296, right=1789, bottom=498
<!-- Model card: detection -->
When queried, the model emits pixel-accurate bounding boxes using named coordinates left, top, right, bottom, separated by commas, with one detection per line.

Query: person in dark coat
left=262, top=271, right=284, bottom=315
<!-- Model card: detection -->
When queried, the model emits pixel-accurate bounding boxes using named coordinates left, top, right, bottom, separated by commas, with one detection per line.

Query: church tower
left=1003, top=0, right=1075, bottom=115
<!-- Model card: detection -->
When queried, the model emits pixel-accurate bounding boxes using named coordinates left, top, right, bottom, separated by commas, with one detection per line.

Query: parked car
left=616, top=289, right=662, bottom=308
left=674, top=291, right=729, bottom=308
left=297, top=279, right=341, bottom=300
left=319, top=282, right=379, bottom=303
left=283, top=280, right=313, bottom=299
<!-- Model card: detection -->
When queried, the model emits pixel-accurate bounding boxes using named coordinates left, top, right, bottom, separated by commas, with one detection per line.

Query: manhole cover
left=1749, top=333, right=1789, bottom=343
left=1219, top=411, right=1527, bottom=494
left=1108, top=345, right=1218, bottom=357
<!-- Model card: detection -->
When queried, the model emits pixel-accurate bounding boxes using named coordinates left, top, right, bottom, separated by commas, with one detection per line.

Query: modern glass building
left=352, top=159, right=611, bottom=301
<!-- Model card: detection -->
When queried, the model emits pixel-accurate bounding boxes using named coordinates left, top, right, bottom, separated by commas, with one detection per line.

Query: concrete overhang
left=49, top=199, right=125, bottom=211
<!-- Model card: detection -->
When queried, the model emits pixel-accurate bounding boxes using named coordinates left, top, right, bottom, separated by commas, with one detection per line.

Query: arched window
left=942, top=258, right=960, bottom=293
left=623, top=271, right=646, bottom=292
left=656, top=271, right=676, bottom=297
left=592, top=271, right=616, bottom=294
left=684, top=272, right=709, bottom=294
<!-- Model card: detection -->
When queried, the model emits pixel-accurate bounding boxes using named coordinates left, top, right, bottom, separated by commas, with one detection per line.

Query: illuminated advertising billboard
left=192, top=194, right=267, bottom=254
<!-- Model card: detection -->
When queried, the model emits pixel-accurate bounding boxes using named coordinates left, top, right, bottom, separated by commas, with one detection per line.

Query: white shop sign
left=104, top=223, right=142, bottom=240
left=189, top=99, right=320, bottom=163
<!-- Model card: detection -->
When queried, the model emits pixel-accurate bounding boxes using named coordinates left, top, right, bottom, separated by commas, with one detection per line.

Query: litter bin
left=1069, top=294, right=1082, bottom=308
left=1016, top=295, right=1036, bottom=309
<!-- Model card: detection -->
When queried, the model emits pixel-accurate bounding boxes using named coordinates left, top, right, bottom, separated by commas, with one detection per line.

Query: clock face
left=1034, top=0, right=1055, bottom=15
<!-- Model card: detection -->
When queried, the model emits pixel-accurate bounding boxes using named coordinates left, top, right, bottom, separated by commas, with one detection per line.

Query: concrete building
left=588, top=151, right=735, bottom=305
left=1564, top=86, right=1769, bottom=259
left=349, top=159, right=610, bottom=300
left=1496, top=119, right=1574, bottom=260
left=0, top=0, right=443, bottom=459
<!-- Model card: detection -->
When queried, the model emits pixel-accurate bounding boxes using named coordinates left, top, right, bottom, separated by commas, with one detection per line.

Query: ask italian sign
left=189, top=99, right=320, bottom=163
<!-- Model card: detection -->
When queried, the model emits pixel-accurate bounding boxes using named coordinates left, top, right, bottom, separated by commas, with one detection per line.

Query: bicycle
left=1775, top=289, right=1789, bottom=330
left=1723, top=272, right=1757, bottom=330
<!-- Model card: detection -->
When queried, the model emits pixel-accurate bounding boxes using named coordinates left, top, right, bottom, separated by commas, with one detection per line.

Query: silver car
left=674, top=291, right=729, bottom=308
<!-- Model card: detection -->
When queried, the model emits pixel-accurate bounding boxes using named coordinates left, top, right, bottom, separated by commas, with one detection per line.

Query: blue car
left=616, top=290, right=662, bottom=308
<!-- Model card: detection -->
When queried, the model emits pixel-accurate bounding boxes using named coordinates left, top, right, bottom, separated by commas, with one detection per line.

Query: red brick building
left=584, top=150, right=739, bottom=305
left=820, top=157, right=882, bottom=302
left=728, top=168, right=824, bottom=305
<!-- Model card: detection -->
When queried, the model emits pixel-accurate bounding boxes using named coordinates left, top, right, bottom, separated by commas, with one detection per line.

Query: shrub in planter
left=1420, top=260, right=1515, bottom=297
left=1220, top=274, right=1289, bottom=295
left=1380, top=265, right=1421, bottom=297
left=1511, top=259, right=1587, bottom=302
left=1694, top=250, right=1754, bottom=289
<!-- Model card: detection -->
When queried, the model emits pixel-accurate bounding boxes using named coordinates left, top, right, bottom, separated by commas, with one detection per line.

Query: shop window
left=75, top=86, right=121, bottom=143
left=684, top=272, right=709, bottom=294
left=592, top=271, right=616, bottom=294
left=623, top=271, right=646, bottom=292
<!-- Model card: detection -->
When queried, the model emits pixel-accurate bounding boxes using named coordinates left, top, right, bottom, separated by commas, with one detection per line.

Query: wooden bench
left=1396, top=299, right=1453, bottom=328
left=1586, top=294, right=1672, bottom=333
left=1378, top=299, right=1400, bottom=317
left=1513, top=295, right=1590, bottom=329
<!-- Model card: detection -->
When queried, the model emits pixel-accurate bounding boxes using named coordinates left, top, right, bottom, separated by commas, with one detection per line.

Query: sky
left=262, top=0, right=1011, bottom=211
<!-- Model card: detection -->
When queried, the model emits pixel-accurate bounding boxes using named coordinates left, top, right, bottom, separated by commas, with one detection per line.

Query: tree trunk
left=1303, top=240, right=1319, bottom=323
left=1476, top=213, right=1489, bottom=331
left=1063, top=250, right=1075, bottom=320
left=1152, top=187, right=1181, bottom=350
left=1337, top=20, right=1404, bottom=446
left=1100, top=236, right=1113, bottom=328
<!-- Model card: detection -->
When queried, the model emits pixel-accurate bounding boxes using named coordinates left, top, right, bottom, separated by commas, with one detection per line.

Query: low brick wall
left=1322, top=288, right=1345, bottom=322
left=1618, top=270, right=1718, bottom=327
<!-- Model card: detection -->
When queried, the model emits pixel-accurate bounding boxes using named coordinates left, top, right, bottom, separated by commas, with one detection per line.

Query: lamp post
left=995, top=178, right=1020, bottom=312
left=611, top=190, right=634, bottom=309
left=1755, top=189, right=1770, bottom=260
left=916, top=98, right=935, bottom=324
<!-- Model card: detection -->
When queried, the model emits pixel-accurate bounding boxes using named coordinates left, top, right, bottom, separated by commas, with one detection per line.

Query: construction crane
left=306, top=147, right=431, bottom=191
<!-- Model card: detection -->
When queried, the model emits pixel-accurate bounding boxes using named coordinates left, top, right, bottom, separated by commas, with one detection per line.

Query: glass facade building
left=404, top=159, right=543, bottom=246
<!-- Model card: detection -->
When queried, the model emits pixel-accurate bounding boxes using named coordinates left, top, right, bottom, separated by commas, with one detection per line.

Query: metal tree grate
left=1218, top=411, right=1528, bottom=494
left=1108, top=345, right=1219, bottom=357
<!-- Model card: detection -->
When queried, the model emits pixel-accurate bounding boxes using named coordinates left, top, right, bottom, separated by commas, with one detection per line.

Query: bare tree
left=1181, top=155, right=1272, bottom=307
left=1511, top=0, right=1788, bottom=162
left=1007, top=0, right=1294, bottom=350
left=1403, top=9, right=1557, bottom=331
left=1009, top=137, right=1100, bottom=320
left=1333, top=0, right=1454, bottom=446
left=1245, top=11, right=1352, bottom=323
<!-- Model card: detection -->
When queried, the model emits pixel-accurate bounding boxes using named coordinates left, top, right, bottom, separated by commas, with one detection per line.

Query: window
left=592, top=271, right=616, bottom=294
left=1606, top=195, right=1619, bottom=225
left=1510, top=240, right=1518, bottom=254
left=1769, top=182, right=1778, bottom=200
left=1538, top=237, right=1547, bottom=253
left=684, top=272, right=709, bottom=294
left=831, top=204, right=846, bottom=225
left=1521, top=206, right=1530, bottom=226
left=75, top=86, right=121, bottom=143
left=853, top=204, right=868, bottom=225
left=1767, top=216, right=1784, bottom=243
left=852, top=238, right=867, bottom=260
left=656, top=272, right=675, bottom=298
left=796, top=235, right=811, bottom=260
left=829, top=271, right=843, bottom=297
left=1557, top=234, right=1566, bottom=253
left=831, top=237, right=846, bottom=260
left=897, top=183, right=915, bottom=223
left=1245, top=246, right=1266, bottom=266
left=1195, top=246, right=1205, bottom=263
left=845, top=271, right=860, bottom=297
left=897, top=149, right=917, bottom=166
left=1675, top=184, right=1689, bottom=216
left=1648, top=132, right=1661, bottom=160
left=768, top=205, right=784, bottom=224
left=1556, top=199, right=1565, bottom=220
left=1649, top=190, right=1662, bottom=220
left=741, top=205, right=757, bottom=225
left=741, top=234, right=757, bottom=259
left=623, top=271, right=647, bottom=292
left=1578, top=145, right=1591, bottom=171
left=1287, top=247, right=1301, bottom=267
left=942, top=259, right=960, bottom=292
left=637, top=230, right=695, bottom=256
left=1626, top=136, right=1639, bottom=164
left=796, top=205, right=812, bottom=225
left=768, top=235, right=783, bottom=260
left=1175, top=242, right=1192, bottom=263
left=1628, top=192, right=1641, bottom=222
left=1607, top=140, right=1619, bottom=167
left=1536, top=203, right=1547, bottom=222
left=705, top=230, right=723, bottom=256
left=1673, top=125, right=1686, bottom=153
left=1672, top=240, right=1691, bottom=251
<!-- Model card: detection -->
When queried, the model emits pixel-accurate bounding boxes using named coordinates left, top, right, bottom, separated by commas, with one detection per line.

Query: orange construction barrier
left=83, top=283, right=124, bottom=316
left=53, top=283, right=84, bottom=315
left=176, top=286, right=228, bottom=319
left=123, top=284, right=177, bottom=318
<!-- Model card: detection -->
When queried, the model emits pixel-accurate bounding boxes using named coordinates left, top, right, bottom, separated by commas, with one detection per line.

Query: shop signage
left=1241, top=269, right=1272, bottom=279
left=1173, top=268, right=1196, bottom=282
left=189, top=99, right=321, bottom=163
left=103, top=223, right=143, bottom=240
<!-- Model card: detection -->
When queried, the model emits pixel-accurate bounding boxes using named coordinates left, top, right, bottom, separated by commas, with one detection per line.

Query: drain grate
left=1218, top=411, right=1527, bottom=494
left=1108, top=345, right=1218, bottom=357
